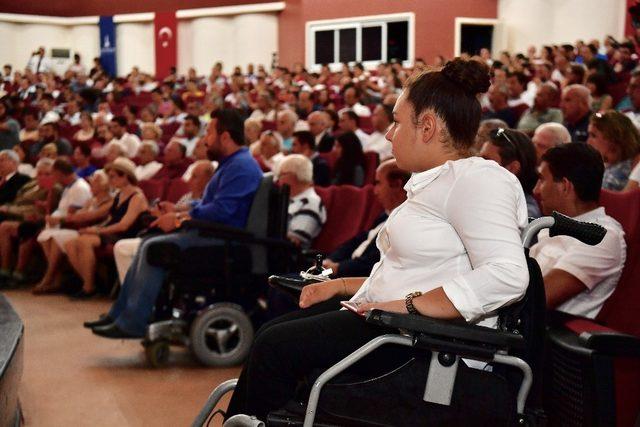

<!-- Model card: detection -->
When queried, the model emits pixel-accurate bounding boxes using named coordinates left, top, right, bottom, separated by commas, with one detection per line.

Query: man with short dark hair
left=342, top=84, right=371, bottom=117
left=38, top=94, right=60, bottom=124
left=339, top=109, right=370, bottom=147
left=365, top=104, right=393, bottom=160
left=483, top=83, right=518, bottom=128
left=531, top=143, right=626, bottom=318
left=89, top=109, right=263, bottom=339
left=0, top=101, right=20, bottom=150
left=72, top=144, right=97, bottom=179
left=291, top=130, right=330, bottom=186
left=29, top=122, right=73, bottom=161
left=506, top=71, right=531, bottom=107
left=105, top=116, right=141, bottom=158
left=178, top=114, right=201, bottom=156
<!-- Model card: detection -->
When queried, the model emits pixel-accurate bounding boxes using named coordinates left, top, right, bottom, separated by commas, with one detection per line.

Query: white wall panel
left=116, top=22, right=154, bottom=76
left=233, top=13, right=277, bottom=71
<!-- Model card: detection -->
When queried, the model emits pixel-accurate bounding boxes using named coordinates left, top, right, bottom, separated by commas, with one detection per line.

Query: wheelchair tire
left=189, top=303, right=254, bottom=367
left=144, top=340, right=170, bottom=368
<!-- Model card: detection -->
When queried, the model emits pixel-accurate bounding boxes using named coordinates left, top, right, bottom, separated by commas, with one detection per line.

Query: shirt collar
left=574, top=206, right=606, bottom=222
left=291, top=187, right=315, bottom=202
left=404, top=162, right=449, bottom=195
left=219, top=146, right=248, bottom=167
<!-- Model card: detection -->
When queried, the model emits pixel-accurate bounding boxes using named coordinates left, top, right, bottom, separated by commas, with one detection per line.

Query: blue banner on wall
left=99, top=16, right=117, bottom=77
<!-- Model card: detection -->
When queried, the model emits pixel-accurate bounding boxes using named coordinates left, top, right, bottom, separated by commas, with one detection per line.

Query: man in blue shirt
left=89, top=109, right=263, bottom=338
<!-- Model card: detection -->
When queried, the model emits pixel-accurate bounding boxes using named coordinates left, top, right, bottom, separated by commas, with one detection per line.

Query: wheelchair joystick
left=312, top=254, right=324, bottom=275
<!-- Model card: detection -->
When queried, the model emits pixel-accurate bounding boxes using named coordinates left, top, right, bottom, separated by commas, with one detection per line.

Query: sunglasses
left=492, top=128, right=517, bottom=151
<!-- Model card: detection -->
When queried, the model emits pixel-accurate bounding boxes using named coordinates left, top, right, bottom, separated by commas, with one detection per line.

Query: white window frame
left=306, top=12, right=415, bottom=72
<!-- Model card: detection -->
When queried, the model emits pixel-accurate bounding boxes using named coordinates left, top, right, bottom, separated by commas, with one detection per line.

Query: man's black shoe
left=83, top=315, right=114, bottom=329
left=92, top=324, right=142, bottom=339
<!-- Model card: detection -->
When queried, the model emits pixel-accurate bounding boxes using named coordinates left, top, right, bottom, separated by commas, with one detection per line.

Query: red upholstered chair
left=160, top=122, right=181, bottom=140
left=261, top=120, right=277, bottom=132
left=312, top=185, right=370, bottom=254
left=544, top=189, right=640, bottom=426
left=363, top=152, right=379, bottom=186
left=360, top=184, right=384, bottom=231
left=359, top=116, right=374, bottom=134
left=165, top=178, right=190, bottom=204
left=512, top=103, right=530, bottom=121
left=138, top=179, right=168, bottom=203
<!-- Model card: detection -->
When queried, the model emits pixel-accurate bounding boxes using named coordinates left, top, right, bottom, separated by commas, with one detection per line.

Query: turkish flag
left=154, top=11, right=177, bottom=80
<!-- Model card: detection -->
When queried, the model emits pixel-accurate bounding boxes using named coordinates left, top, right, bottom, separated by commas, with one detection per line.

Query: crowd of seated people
left=0, top=36, right=635, bottom=362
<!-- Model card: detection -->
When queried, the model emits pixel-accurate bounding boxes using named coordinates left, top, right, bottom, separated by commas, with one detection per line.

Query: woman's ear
left=418, top=111, right=437, bottom=145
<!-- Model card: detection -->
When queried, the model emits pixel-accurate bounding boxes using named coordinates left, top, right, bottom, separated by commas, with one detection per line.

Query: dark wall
left=0, top=0, right=274, bottom=17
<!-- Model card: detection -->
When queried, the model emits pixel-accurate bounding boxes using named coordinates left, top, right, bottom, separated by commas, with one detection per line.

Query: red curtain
left=154, top=11, right=177, bottom=80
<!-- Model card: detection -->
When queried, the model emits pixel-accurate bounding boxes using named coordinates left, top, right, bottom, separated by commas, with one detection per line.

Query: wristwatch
left=405, top=291, right=423, bottom=314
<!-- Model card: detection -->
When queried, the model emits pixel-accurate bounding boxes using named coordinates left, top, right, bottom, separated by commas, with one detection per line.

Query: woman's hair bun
left=441, top=58, right=491, bottom=96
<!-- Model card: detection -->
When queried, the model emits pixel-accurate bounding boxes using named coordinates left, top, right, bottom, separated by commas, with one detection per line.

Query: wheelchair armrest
left=365, top=310, right=526, bottom=353
left=578, top=331, right=640, bottom=357
left=181, top=219, right=253, bottom=240
left=268, top=274, right=318, bottom=298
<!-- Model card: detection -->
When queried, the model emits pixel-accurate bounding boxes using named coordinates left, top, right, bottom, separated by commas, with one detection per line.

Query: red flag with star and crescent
left=154, top=11, right=177, bottom=80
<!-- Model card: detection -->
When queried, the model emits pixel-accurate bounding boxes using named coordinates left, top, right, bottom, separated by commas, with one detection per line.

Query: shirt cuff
left=441, top=277, right=484, bottom=323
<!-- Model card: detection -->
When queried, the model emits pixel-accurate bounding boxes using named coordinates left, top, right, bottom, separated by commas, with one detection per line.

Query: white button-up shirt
left=351, top=157, right=530, bottom=328
left=530, top=207, right=626, bottom=319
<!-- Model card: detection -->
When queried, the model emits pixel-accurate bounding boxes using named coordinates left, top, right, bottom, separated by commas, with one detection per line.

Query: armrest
left=578, top=331, right=640, bottom=357
left=181, top=219, right=253, bottom=240
left=365, top=310, right=525, bottom=352
left=268, top=274, right=317, bottom=297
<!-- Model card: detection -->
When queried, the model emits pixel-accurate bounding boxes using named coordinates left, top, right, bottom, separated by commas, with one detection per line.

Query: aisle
left=4, top=289, right=239, bottom=427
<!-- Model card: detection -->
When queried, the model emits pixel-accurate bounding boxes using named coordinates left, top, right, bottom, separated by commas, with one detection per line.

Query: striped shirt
left=288, top=187, right=326, bottom=248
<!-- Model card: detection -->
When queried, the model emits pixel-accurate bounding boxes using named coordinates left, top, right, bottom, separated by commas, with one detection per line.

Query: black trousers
left=227, top=299, right=514, bottom=425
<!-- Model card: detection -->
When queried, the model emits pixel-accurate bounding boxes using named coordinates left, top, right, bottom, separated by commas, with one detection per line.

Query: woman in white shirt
left=226, top=59, right=530, bottom=421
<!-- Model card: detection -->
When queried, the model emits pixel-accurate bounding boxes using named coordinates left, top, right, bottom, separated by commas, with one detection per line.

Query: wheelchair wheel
left=144, top=340, right=170, bottom=368
left=189, top=303, right=254, bottom=367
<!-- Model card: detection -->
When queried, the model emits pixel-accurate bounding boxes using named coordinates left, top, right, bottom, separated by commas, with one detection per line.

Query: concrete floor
left=4, top=289, right=240, bottom=427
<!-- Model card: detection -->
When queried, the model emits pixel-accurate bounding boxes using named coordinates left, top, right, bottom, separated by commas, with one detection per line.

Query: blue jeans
left=108, top=229, right=222, bottom=336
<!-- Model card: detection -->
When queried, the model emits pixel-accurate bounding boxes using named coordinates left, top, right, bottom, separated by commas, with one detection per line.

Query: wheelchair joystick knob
left=438, top=352, right=456, bottom=367
left=312, top=254, right=324, bottom=275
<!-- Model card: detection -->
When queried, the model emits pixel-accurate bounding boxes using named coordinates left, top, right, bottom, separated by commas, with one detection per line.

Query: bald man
left=561, top=84, right=592, bottom=143
left=307, top=111, right=335, bottom=153
left=532, top=123, right=571, bottom=163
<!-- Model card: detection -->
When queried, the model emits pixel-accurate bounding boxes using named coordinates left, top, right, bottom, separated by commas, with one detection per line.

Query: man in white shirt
left=174, top=115, right=201, bottom=157
left=105, top=116, right=140, bottom=158
left=134, top=141, right=163, bottom=182
left=342, top=84, right=372, bottom=117
left=339, top=109, right=370, bottom=148
left=531, top=143, right=626, bottom=319
left=38, top=94, right=60, bottom=125
left=365, top=105, right=393, bottom=160
left=27, top=47, right=51, bottom=74
left=49, top=158, right=92, bottom=219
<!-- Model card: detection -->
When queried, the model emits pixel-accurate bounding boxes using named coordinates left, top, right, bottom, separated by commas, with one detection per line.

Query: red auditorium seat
left=544, top=189, right=640, bottom=426
left=138, top=179, right=168, bottom=202
left=160, top=122, right=181, bottom=139
left=312, top=184, right=383, bottom=254
left=59, top=124, right=80, bottom=141
left=512, top=103, right=529, bottom=121
left=363, top=152, right=379, bottom=185
left=359, top=116, right=374, bottom=134
left=165, top=178, right=190, bottom=203
left=261, top=120, right=277, bottom=131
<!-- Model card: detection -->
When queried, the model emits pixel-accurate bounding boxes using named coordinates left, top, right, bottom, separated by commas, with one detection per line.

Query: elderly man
left=276, top=109, right=298, bottom=152
left=134, top=140, right=163, bottom=181
left=258, top=131, right=285, bottom=172
left=531, top=122, right=571, bottom=163
left=86, top=109, right=263, bottom=339
left=561, top=84, right=592, bottom=143
left=291, top=131, right=330, bottom=186
left=517, top=83, right=563, bottom=134
left=277, top=154, right=327, bottom=248
left=308, top=111, right=334, bottom=153
left=154, top=140, right=191, bottom=180
left=113, top=160, right=216, bottom=282
left=0, top=149, right=31, bottom=205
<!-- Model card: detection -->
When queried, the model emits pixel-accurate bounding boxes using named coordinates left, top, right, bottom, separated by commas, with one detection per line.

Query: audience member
left=480, top=128, right=541, bottom=217
left=134, top=140, right=163, bottom=181
left=587, top=110, right=640, bottom=191
left=0, top=101, right=20, bottom=150
left=561, top=84, right=592, bottom=143
left=586, top=74, right=613, bottom=112
left=0, top=149, right=31, bottom=205
left=291, top=131, right=330, bottom=186
left=73, top=112, right=95, bottom=142
left=483, top=83, right=518, bottom=128
left=257, top=130, right=285, bottom=172
left=38, top=94, right=60, bottom=124
left=176, top=114, right=201, bottom=156
left=277, top=154, right=327, bottom=248
left=531, top=122, right=571, bottom=162
left=73, top=144, right=97, bottom=179
left=474, top=119, right=508, bottom=154
left=182, top=137, right=217, bottom=181
left=105, top=116, right=141, bottom=158
left=333, top=131, right=365, bottom=186
left=517, top=83, right=563, bottom=133
left=532, top=143, right=626, bottom=318
left=342, top=84, right=372, bottom=117
left=19, top=110, right=39, bottom=142
left=65, top=157, right=148, bottom=298
left=34, top=171, right=113, bottom=294
left=276, top=109, right=298, bottom=152
left=153, top=140, right=190, bottom=180
left=365, top=104, right=393, bottom=160
left=338, top=109, right=370, bottom=148
left=29, top=122, right=72, bottom=160
left=308, top=111, right=334, bottom=153
left=13, top=145, right=35, bottom=178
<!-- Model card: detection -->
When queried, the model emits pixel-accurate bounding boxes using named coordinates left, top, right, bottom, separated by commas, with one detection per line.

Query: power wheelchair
left=191, top=212, right=608, bottom=426
left=141, top=174, right=296, bottom=367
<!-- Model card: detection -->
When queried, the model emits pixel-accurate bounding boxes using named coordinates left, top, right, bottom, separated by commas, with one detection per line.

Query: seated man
left=152, top=140, right=191, bottom=180
left=277, top=154, right=327, bottom=249
left=323, top=159, right=409, bottom=277
left=516, top=83, right=563, bottom=134
left=532, top=143, right=626, bottom=318
left=87, top=109, right=263, bottom=338
left=134, top=140, right=163, bottom=182
left=482, top=83, right=518, bottom=128
left=28, top=121, right=73, bottom=162
left=561, top=84, right=592, bottom=143
left=290, top=131, right=330, bottom=186
left=0, top=149, right=31, bottom=205
left=531, top=122, right=571, bottom=164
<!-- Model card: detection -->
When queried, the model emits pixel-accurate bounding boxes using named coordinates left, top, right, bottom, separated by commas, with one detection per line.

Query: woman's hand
left=356, top=299, right=407, bottom=316
left=80, top=226, right=99, bottom=235
left=299, top=280, right=342, bottom=309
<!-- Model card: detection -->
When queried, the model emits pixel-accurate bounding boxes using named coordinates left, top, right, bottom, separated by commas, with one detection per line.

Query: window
left=307, top=13, right=414, bottom=70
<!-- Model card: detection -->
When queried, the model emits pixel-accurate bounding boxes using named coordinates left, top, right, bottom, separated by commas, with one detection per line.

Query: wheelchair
left=191, top=212, right=611, bottom=426
left=141, top=174, right=296, bottom=368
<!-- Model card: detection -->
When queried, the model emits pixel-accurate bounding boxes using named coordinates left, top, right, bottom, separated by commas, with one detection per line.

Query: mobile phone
left=341, top=300, right=365, bottom=316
